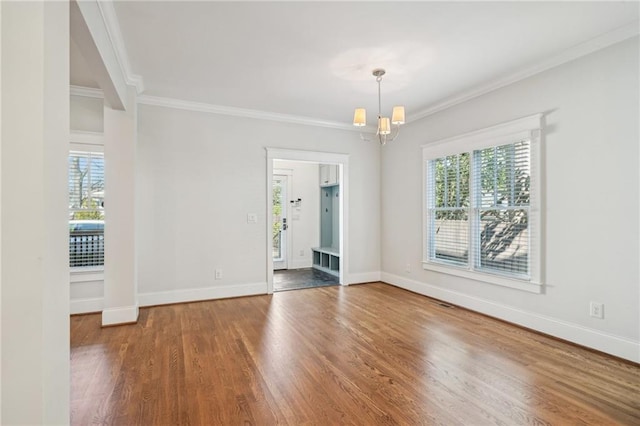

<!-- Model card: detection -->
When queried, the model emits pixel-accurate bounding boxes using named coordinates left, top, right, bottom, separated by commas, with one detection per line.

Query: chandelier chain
left=377, top=78, right=382, bottom=121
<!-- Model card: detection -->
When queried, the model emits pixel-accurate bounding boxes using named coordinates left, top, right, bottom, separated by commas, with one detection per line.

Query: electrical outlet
left=405, top=263, right=411, bottom=273
left=590, top=302, right=604, bottom=319
left=299, top=250, right=305, bottom=256
left=215, top=269, right=222, bottom=280
left=247, top=213, right=258, bottom=224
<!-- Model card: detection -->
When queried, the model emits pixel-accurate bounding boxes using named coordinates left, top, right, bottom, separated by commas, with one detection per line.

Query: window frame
left=422, top=114, right=543, bottom=293
left=70, top=131, right=105, bottom=275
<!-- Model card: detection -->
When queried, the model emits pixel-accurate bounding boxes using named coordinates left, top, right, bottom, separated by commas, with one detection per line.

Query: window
left=428, top=152, right=470, bottom=266
left=68, top=151, right=104, bottom=269
left=475, top=141, right=530, bottom=275
left=423, top=115, right=542, bottom=292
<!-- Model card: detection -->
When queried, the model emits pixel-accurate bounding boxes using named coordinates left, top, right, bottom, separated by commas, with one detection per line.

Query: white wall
left=1, top=1, right=70, bottom=423
left=71, top=94, right=103, bottom=132
left=136, top=105, right=381, bottom=305
left=381, top=37, right=640, bottom=362
left=274, top=160, right=320, bottom=269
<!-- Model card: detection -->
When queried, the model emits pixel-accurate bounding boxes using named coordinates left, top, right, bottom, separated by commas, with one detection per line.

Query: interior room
left=1, top=1, right=639, bottom=424
left=271, top=160, right=341, bottom=292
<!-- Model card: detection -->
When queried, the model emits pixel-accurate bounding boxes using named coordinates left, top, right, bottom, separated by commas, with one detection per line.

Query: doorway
left=266, top=149, right=350, bottom=294
left=272, top=161, right=339, bottom=292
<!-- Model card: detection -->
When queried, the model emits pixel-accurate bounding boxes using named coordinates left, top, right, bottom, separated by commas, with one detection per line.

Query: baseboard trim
left=381, top=272, right=640, bottom=363
left=289, top=260, right=313, bottom=269
left=102, top=304, right=139, bottom=326
left=138, top=282, right=267, bottom=307
left=70, top=297, right=104, bottom=315
left=349, top=271, right=381, bottom=284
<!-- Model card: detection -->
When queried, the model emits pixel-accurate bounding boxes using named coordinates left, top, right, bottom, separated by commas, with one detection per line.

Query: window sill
left=422, top=261, right=542, bottom=294
left=70, top=267, right=104, bottom=283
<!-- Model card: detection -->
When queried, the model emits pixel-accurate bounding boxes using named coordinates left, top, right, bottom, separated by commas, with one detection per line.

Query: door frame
left=272, top=170, right=292, bottom=270
left=266, top=148, right=350, bottom=294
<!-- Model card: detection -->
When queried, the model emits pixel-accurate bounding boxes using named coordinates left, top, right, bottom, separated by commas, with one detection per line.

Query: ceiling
left=72, top=1, right=639, bottom=125
left=70, top=37, right=101, bottom=89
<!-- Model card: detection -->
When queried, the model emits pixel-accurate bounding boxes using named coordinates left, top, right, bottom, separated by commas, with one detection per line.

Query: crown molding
left=96, top=0, right=144, bottom=94
left=410, top=20, right=639, bottom=122
left=138, top=95, right=361, bottom=132
left=70, top=85, right=104, bottom=99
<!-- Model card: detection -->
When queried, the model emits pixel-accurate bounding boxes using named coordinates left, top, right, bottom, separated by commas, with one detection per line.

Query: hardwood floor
left=71, top=283, right=640, bottom=425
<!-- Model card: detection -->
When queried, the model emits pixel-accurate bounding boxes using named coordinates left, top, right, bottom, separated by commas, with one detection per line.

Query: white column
left=1, top=1, right=70, bottom=424
left=102, top=86, right=138, bottom=325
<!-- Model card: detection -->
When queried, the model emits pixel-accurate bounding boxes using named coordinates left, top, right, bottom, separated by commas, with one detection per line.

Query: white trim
left=70, top=270, right=103, bottom=283
left=410, top=21, right=639, bottom=121
left=349, top=271, right=381, bottom=284
left=70, top=145, right=103, bottom=154
left=529, top=129, right=542, bottom=285
left=381, top=272, right=640, bottom=363
left=266, top=149, right=350, bottom=293
left=421, top=114, right=542, bottom=155
left=421, top=262, right=541, bottom=293
left=267, top=148, right=351, bottom=165
left=138, top=95, right=358, bottom=131
left=70, top=85, right=104, bottom=99
left=138, top=282, right=266, bottom=307
left=422, top=114, right=543, bottom=293
left=70, top=130, right=104, bottom=146
left=101, top=304, right=139, bottom=326
left=96, top=0, right=144, bottom=93
left=70, top=297, right=103, bottom=315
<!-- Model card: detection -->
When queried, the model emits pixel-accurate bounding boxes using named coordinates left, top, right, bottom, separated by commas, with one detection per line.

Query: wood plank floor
left=71, top=283, right=640, bottom=425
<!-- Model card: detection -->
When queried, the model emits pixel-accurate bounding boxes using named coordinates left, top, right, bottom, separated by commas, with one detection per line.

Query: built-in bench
left=311, top=247, right=339, bottom=277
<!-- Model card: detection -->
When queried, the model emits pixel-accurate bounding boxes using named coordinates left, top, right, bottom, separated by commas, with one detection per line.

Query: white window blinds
left=68, top=151, right=105, bottom=268
left=423, top=114, right=542, bottom=291
left=474, top=140, right=530, bottom=277
left=426, top=153, right=470, bottom=266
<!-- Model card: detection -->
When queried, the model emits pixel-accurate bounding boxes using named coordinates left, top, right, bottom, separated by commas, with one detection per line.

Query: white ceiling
left=70, top=38, right=100, bottom=89
left=75, top=1, right=639, bottom=125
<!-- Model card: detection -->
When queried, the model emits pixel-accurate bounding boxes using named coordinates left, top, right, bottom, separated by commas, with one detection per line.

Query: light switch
left=247, top=213, right=258, bottom=224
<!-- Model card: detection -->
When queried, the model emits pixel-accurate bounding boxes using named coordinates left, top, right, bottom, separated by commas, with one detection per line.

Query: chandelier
left=353, top=68, right=405, bottom=145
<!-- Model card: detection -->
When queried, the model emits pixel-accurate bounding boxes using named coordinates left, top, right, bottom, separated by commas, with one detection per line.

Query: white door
left=272, top=175, right=288, bottom=270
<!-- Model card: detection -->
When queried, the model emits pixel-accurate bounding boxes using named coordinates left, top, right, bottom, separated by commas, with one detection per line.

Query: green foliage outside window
left=71, top=200, right=104, bottom=220
left=434, top=153, right=470, bottom=209
left=272, top=183, right=283, bottom=259
left=477, top=142, right=530, bottom=272
left=431, top=141, right=531, bottom=275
